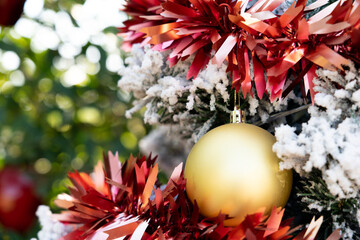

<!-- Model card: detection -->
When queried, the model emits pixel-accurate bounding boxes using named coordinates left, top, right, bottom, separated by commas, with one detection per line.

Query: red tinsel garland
left=119, top=0, right=360, bottom=102
left=54, top=152, right=341, bottom=240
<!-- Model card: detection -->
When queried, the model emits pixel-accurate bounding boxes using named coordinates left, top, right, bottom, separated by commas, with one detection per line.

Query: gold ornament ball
left=184, top=123, right=292, bottom=226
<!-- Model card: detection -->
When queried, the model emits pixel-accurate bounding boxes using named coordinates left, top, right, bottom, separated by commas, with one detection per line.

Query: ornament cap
left=230, top=91, right=245, bottom=123
left=230, top=108, right=245, bottom=123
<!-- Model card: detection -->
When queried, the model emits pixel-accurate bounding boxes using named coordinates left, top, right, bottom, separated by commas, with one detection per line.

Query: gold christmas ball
left=184, top=123, right=292, bottom=226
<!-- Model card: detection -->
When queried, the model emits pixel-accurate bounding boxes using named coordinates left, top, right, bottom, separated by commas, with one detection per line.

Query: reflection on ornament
left=184, top=123, right=292, bottom=226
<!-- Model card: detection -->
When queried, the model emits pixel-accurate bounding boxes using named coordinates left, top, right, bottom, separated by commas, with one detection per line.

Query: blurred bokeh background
left=0, top=0, right=149, bottom=238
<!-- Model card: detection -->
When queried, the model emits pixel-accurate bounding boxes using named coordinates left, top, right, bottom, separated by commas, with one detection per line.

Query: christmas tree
left=31, top=0, right=360, bottom=239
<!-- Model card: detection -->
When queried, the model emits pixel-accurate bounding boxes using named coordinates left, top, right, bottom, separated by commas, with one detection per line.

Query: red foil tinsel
left=120, top=0, right=360, bottom=102
left=55, top=152, right=341, bottom=240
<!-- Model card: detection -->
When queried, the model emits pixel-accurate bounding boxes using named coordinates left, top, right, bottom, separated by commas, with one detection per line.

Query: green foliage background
left=0, top=0, right=148, bottom=239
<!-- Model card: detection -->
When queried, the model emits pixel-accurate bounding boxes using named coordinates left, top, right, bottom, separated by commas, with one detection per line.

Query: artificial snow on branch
left=274, top=64, right=360, bottom=199
left=31, top=205, right=74, bottom=240
left=273, top=63, right=360, bottom=238
left=119, top=44, right=305, bottom=144
left=118, top=44, right=230, bottom=143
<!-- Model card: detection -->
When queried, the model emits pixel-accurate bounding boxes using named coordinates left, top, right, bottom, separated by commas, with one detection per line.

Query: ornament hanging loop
left=230, top=91, right=245, bottom=123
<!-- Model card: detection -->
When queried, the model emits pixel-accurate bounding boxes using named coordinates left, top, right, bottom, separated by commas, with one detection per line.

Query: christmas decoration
left=28, top=0, right=360, bottom=238
left=0, top=167, right=40, bottom=233
left=40, top=152, right=339, bottom=240
left=116, top=0, right=360, bottom=236
left=184, top=123, right=292, bottom=226
left=120, top=0, right=360, bottom=101
left=0, top=0, right=26, bottom=26
left=52, top=152, right=184, bottom=239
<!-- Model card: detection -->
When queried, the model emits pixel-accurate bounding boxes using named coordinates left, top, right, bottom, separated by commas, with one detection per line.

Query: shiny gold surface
left=184, top=123, right=292, bottom=226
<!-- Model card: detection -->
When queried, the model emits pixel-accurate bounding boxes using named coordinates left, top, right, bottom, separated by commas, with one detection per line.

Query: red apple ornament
left=0, top=0, right=26, bottom=26
left=0, top=167, right=40, bottom=233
